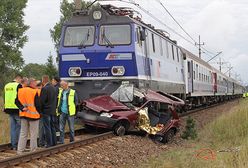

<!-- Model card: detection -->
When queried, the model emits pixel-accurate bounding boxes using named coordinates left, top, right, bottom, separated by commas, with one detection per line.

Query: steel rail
left=0, top=128, right=88, bottom=152
left=179, top=98, right=239, bottom=117
left=0, top=132, right=114, bottom=168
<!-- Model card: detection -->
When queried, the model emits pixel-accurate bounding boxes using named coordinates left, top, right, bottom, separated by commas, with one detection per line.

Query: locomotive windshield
left=99, top=24, right=131, bottom=46
left=64, top=26, right=95, bottom=47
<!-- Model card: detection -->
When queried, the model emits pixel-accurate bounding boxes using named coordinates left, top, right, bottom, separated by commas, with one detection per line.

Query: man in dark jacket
left=51, top=76, right=61, bottom=140
left=40, top=75, right=57, bottom=147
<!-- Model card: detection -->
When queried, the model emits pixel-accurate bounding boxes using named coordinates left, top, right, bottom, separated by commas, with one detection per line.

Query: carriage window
left=152, top=33, right=155, bottom=53
left=136, top=27, right=142, bottom=47
left=171, top=45, right=175, bottom=60
left=176, top=48, right=179, bottom=62
left=159, top=37, right=163, bottom=56
left=196, top=64, right=198, bottom=80
left=64, top=26, right=95, bottom=46
left=99, top=25, right=131, bottom=45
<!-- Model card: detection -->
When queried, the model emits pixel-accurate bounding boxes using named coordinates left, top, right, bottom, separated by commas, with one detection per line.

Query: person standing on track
left=3, top=74, right=23, bottom=150
left=52, top=76, right=61, bottom=141
left=40, top=75, right=57, bottom=147
left=57, top=80, right=78, bottom=144
left=16, top=78, right=40, bottom=154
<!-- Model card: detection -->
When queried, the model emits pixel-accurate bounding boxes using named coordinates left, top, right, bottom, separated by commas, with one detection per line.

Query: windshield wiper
left=78, top=29, right=90, bottom=49
left=102, top=28, right=114, bottom=48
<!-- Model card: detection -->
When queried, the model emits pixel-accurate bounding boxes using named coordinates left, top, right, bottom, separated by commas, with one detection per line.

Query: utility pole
left=195, top=35, right=204, bottom=59
left=216, top=57, right=228, bottom=72
left=224, top=65, right=233, bottom=77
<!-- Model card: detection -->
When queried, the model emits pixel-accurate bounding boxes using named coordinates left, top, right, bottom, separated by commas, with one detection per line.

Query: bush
left=181, top=116, right=197, bottom=140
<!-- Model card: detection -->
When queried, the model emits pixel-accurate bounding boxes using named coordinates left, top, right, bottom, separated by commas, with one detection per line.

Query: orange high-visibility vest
left=18, top=87, right=40, bottom=119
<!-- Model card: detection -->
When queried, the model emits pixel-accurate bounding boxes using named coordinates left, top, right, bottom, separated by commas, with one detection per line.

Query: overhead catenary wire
left=155, top=0, right=221, bottom=58
left=155, top=0, right=197, bottom=44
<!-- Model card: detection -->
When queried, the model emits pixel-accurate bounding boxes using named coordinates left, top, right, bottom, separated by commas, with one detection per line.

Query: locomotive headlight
left=93, top=11, right=102, bottom=20
left=111, top=66, right=125, bottom=76
left=68, top=67, right=82, bottom=77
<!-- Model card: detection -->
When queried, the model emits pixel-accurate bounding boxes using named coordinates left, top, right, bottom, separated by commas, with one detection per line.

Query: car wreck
left=77, top=84, right=185, bottom=143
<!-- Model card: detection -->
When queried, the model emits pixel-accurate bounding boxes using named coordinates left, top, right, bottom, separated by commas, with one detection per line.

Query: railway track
left=0, top=128, right=88, bottom=152
left=0, top=131, right=114, bottom=168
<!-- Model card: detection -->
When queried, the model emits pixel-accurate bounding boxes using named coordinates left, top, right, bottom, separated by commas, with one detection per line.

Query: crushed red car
left=77, top=84, right=185, bottom=143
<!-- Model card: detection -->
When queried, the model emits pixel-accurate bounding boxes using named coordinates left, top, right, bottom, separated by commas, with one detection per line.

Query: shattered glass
left=111, top=84, right=134, bottom=102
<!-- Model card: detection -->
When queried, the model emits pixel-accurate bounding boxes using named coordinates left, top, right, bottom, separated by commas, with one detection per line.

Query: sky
left=23, top=0, right=248, bottom=84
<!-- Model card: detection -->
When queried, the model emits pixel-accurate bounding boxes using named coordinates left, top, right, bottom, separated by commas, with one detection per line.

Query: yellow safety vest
left=57, top=89, right=76, bottom=116
left=4, top=82, right=19, bottom=109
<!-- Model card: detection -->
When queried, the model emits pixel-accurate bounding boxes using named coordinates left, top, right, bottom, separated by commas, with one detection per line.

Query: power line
left=155, top=0, right=222, bottom=58
left=155, top=0, right=197, bottom=44
left=99, top=0, right=197, bottom=46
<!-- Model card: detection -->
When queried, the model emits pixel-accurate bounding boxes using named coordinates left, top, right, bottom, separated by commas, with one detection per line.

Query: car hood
left=83, top=95, right=130, bottom=113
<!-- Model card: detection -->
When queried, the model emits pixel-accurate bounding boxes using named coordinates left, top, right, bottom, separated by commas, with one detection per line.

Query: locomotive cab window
left=64, top=26, right=95, bottom=47
left=99, top=24, right=131, bottom=46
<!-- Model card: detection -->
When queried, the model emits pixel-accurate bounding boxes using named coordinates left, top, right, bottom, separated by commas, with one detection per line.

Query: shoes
left=11, top=147, right=17, bottom=150
left=17, top=151, right=24, bottom=155
left=57, top=141, right=64, bottom=145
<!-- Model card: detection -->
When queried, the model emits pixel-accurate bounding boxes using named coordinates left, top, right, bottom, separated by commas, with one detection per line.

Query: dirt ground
left=19, top=100, right=240, bottom=168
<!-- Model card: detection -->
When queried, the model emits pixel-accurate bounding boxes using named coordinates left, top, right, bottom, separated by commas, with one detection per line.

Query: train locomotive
left=58, top=5, right=244, bottom=107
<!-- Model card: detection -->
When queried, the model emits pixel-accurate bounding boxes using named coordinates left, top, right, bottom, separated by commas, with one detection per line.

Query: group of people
left=3, top=74, right=78, bottom=154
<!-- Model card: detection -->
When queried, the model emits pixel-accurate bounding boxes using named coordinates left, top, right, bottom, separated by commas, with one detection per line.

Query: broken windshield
left=111, top=84, right=134, bottom=103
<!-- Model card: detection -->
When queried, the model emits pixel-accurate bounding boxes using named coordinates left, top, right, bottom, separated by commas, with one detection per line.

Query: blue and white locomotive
left=58, top=5, right=243, bottom=105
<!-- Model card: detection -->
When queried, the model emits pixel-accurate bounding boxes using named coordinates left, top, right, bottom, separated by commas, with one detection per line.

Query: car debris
left=77, top=84, right=185, bottom=143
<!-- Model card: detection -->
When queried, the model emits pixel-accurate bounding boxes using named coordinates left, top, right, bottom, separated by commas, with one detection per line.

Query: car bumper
left=77, top=112, right=118, bottom=129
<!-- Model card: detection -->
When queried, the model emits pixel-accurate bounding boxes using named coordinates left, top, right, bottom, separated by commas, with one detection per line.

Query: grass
left=0, top=97, right=10, bottom=144
left=140, top=99, right=248, bottom=168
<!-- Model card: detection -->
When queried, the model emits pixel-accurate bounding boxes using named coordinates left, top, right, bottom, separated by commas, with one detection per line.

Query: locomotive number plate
left=86, top=71, right=109, bottom=77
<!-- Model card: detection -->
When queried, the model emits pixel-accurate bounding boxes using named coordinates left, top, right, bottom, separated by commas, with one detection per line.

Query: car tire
left=113, top=123, right=126, bottom=136
left=162, top=129, right=175, bottom=143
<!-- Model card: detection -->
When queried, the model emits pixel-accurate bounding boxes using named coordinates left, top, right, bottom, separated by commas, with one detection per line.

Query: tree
left=21, top=63, right=47, bottom=80
left=45, top=53, right=58, bottom=79
left=50, top=0, right=94, bottom=57
left=0, top=0, right=29, bottom=89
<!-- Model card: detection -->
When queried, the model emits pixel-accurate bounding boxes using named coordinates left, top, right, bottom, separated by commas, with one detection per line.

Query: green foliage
left=181, top=116, right=197, bottom=140
left=49, top=0, right=96, bottom=57
left=45, top=54, right=58, bottom=79
left=21, top=63, right=46, bottom=80
left=0, top=0, right=29, bottom=89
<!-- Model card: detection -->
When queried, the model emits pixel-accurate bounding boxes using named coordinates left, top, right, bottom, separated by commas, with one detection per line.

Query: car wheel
left=162, top=129, right=175, bottom=143
left=113, top=123, right=126, bottom=136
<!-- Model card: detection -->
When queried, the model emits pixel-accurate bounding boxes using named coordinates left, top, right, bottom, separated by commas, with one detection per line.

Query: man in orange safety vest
left=16, top=78, right=41, bottom=154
